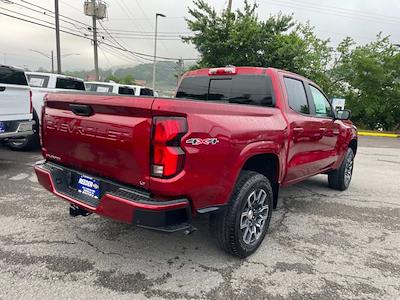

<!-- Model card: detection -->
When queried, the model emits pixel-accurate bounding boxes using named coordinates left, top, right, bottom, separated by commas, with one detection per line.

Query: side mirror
left=336, top=109, right=351, bottom=120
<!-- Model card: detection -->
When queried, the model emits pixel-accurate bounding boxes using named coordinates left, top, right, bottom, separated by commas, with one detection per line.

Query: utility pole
left=153, top=13, right=166, bottom=92
left=92, top=0, right=99, bottom=81
left=176, top=58, right=184, bottom=84
left=51, top=50, right=54, bottom=73
left=85, top=0, right=106, bottom=81
left=227, top=0, right=233, bottom=13
left=54, top=0, right=62, bottom=74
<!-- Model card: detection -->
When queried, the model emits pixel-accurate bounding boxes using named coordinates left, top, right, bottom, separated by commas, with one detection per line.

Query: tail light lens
left=151, top=117, right=187, bottom=178
left=39, top=105, right=45, bottom=147
left=29, top=90, right=33, bottom=113
left=208, top=66, right=237, bottom=75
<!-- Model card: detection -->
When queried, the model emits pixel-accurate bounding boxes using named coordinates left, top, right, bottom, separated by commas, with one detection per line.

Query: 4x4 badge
left=186, top=138, right=219, bottom=146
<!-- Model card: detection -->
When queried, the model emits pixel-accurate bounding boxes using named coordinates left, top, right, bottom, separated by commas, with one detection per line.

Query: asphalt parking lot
left=0, top=137, right=399, bottom=299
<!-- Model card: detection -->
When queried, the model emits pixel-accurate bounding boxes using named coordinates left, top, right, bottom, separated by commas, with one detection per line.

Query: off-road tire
left=210, top=171, right=273, bottom=258
left=328, top=148, right=355, bottom=191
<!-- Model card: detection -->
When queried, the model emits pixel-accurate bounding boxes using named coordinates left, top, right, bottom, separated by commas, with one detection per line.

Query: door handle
left=0, top=86, right=5, bottom=92
left=69, top=104, right=93, bottom=116
left=319, top=127, right=327, bottom=132
left=293, top=127, right=304, bottom=134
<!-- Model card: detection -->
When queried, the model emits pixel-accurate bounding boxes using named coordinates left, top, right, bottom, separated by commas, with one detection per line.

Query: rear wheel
left=8, top=112, right=40, bottom=151
left=328, top=148, right=354, bottom=191
left=210, top=171, right=273, bottom=258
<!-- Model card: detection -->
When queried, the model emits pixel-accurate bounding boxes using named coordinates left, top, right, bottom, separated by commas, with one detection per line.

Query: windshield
left=56, top=78, right=85, bottom=90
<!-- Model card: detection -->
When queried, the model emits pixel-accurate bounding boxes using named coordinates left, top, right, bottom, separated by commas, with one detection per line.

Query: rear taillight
left=208, top=66, right=237, bottom=76
left=39, top=105, right=44, bottom=147
left=151, top=117, right=187, bottom=178
left=29, top=90, right=33, bottom=113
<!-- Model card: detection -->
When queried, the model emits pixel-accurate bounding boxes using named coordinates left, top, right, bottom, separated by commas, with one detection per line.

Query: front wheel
left=328, top=148, right=355, bottom=191
left=210, top=171, right=273, bottom=258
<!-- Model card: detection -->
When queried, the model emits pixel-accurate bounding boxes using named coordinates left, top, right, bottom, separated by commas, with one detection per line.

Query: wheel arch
left=241, top=153, right=280, bottom=209
left=349, top=139, right=357, bottom=155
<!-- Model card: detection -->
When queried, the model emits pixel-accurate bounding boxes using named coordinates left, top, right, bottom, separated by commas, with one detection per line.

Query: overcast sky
left=0, top=0, right=399, bottom=71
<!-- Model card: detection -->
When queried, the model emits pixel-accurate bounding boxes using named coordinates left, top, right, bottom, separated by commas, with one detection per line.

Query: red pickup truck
left=34, top=66, right=357, bottom=257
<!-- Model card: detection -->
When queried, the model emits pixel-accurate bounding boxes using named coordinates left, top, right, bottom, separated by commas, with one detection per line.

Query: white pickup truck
left=85, top=81, right=155, bottom=96
left=7, top=72, right=86, bottom=150
left=0, top=65, right=35, bottom=147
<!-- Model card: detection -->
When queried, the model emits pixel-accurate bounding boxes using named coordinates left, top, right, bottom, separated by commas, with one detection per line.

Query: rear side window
left=0, top=66, right=28, bottom=86
left=27, top=75, right=50, bottom=88
left=56, top=78, right=85, bottom=90
left=284, top=77, right=309, bottom=114
left=140, top=88, right=154, bottom=96
left=118, top=86, right=135, bottom=95
left=176, top=75, right=274, bottom=107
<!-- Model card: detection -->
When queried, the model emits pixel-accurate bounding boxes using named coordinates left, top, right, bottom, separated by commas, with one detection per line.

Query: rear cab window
left=0, top=66, right=28, bottom=86
left=27, top=75, right=50, bottom=88
left=56, top=77, right=85, bottom=90
left=176, top=75, right=274, bottom=107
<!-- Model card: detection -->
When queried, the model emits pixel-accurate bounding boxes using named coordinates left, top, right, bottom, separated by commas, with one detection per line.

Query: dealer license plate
left=76, top=175, right=100, bottom=199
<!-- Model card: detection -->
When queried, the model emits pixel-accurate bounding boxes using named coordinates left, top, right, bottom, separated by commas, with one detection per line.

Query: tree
left=105, top=74, right=121, bottom=83
left=333, top=35, right=400, bottom=130
left=121, top=74, right=135, bottom=85
left=184, top=1, right=400, bottom=131
left=183, top=0, right=332, bottom=90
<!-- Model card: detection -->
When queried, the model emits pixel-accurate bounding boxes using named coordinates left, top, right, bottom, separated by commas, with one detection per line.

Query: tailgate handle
left=0, top=86, right=5, bottom=92
left=69, top=104, right=93, bottom=116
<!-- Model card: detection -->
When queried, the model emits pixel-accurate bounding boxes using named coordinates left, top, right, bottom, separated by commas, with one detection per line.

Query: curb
left=358, top=131, right=400, bottom=138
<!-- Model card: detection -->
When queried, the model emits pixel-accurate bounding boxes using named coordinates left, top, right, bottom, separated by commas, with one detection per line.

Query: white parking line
left=29, top=174, right=38, bottom=183
left=9, top=173, right=30, bottom=181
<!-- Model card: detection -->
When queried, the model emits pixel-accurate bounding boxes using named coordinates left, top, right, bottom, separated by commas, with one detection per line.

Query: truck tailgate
left=42, top=93, right=153, bottom=189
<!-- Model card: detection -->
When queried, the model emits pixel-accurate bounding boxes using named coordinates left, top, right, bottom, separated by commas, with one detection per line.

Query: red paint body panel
left=38, top=67, right=357, bottom=223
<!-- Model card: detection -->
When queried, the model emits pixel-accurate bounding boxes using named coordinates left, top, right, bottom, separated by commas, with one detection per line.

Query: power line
left=0, top=6, right=77, bottom=32
left=274, top=0, right=399, bottom=23
left=18, top=0, right=91, bottom=28
left=0, top=8, right=197, bottom=61
left=265, top=0, right=400, bottom=26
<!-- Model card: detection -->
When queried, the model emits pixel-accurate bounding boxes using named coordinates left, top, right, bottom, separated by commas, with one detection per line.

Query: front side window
left=86, top=83, right=113, bottom=93
left=309, top=85, right=332, bottom=118
left=56, top=78, right=85, bottom=90
left=284, top=77, right=309, bottom=114
left=140, top=88, right=154, bottom=96
left=118, top=86, right=135, bottom=95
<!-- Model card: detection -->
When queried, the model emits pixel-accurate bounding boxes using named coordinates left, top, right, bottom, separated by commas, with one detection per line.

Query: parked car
left=8, top=72, right=86, bottom=150
left=34, top=66, right=357, bottom=257
left=0, top=65, right=35, bottom=147
left=85, top=81, right=155, bottom=96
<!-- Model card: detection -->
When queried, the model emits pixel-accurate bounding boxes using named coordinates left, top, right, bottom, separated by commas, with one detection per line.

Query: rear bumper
left=0, top=120, right=34, bottom=139
left=34, top=162, right=191, bottom=232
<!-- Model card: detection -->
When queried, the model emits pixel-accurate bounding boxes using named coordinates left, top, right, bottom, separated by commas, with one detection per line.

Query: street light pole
left=152, top=13, right=166, bottom=92
left=29, top=49, right=79, bottom=73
